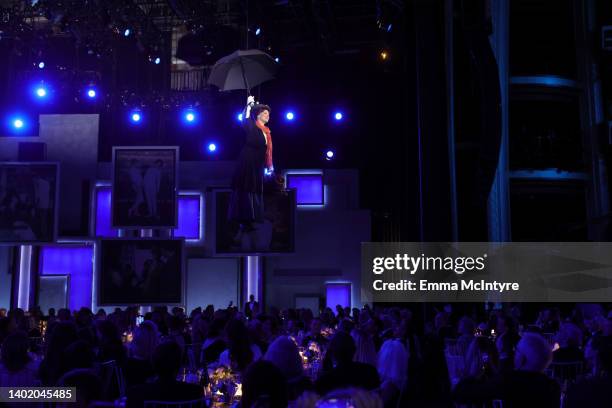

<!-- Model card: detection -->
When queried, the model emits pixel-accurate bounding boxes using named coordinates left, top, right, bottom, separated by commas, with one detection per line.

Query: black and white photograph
left=214, top=188, right=295, bottom=254
left=98, top=239, right=183, bottom=305
left=111, top=147, right=178, bottom=228
left=0, top=162, right=59, bottom=243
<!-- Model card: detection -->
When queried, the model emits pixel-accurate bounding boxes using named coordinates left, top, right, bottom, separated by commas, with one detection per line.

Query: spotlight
left=285, top=111, right=295, bottom=121
left=380, top=50, right=389, bottom=61
left=326, top=150, right=335, bottom=160
left=124, top=28, right=131, bottom=37
left=182, top=109, right=197, bottom=124
left=237, top=113, right=244, bottom=122
left=86, top=88, right=97, bottom=98
left=274, top=57, right=280, bottom=63
left=35, top=86, right=47, bottom=98
left=130, top=111, right=142, bottom=123
left=13, top=118, right=24, bottom=129
left=207, top=143, right=217, bottom=152
left=255, top=27, right=261, bottom=36
left=38, top=62, right=45, bottom=69
left=154, top=57, right=161, bottom=65
left=334, top=112, right=343, bottom=121
left=387, top=24, right=393, bottom=32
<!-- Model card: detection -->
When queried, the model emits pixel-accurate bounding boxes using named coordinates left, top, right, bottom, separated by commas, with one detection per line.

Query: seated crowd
left=0, top=303, right=611, bottom=408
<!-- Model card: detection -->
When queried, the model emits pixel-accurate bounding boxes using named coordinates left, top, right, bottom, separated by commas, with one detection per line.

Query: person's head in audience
left=0, top=308, right=6, bottom=318
left=57, top=308, right=71, bottom=322
left=167, top=315, right=184, bottom=335
left=327, top=331, right=356, bottom=367
left=555, top=322, right=583, bottom=349
left=130, top=320, right=160, bottom=360
left=152, top=341, right=183, bottom=381
left=225, top=318, right=254, bottom=371
left=309, top=318, right=322, bottom=336
left=76, top=308, right=93, bottom=328
left=338, top=318, right=355, bottom=334
left=377, top=339, right=408, bottom=389
left=335, top=305, right=344, bottom=317
left=171, top=307, right=184, bottom=318
left=57, top=369, right=101, bottom=408
left=496, top=315, right=515, bottom=336
left=95, top=309, right=106, bottom=320
left=458, top=316, right=475, bottom=338
left=514, top=333, right=552, bottom=373
left=46, top=321, right=78, bottom=361
left=1, top=331, right=31, bottom=372
left=48, top=308, right=56, bottom=318
left=241, top=360, right=288, bottom=408
left=207, top=318, right=225, bottom=340
left=63, top=340, right=95, bottom=371
left=95, top=319, right=125, bottom=362
left=264, top=336, right=304, bottom=382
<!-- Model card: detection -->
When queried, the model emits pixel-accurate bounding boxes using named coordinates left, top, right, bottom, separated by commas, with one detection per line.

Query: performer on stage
left=228, top=95, right=273, bottom=233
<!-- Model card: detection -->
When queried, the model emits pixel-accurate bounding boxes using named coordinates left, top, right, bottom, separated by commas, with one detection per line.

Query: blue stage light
left=182, top=109, right=197, bottom=124
left=285, top=111, right=295, bottom=121
left=124, top=28, right=131, bottom=37
left=86, top=88, right=97, bottom=98
left=13, top=118, right=24, bottom=129
left=255, top=27, right=261, bottom=36
left=237, top=113, right=244, bottom=122
left=274, top=57, right=280, bottom=63
left=35, top=86, right=47, bottom=98
left=207, top=143, right=217, bottom=153
left=38, top=62, right=45, bottom=69
left=326, top=150, right=335, bottom=160
left=154, top=57, right=161, bottom=65
left=130, top=111, right=142, bottom=123
left=334, top=112, right=343, bottom=121
left=387, top=24, right=393, bottom=32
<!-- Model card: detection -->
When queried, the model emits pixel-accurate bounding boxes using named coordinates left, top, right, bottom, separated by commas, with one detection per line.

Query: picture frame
left=97, top=238, right=185, bottom=306
left=111, top=146, right=179, bottom=229
left=210, top=187, right=296, bottom=255
left=37, top=274, right=70, bottom=312
left=0, top=162, right=59, bottom=244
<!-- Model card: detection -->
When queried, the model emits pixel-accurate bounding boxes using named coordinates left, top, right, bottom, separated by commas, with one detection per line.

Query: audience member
left=126, top=341, right=203, bottom=408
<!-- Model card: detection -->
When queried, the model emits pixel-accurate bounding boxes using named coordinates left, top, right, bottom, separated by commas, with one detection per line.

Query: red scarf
left=255, top=120, right=273, bottom=169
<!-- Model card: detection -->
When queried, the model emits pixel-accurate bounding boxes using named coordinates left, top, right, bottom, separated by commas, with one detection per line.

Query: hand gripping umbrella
left=208, top=49, right=279, bottom=94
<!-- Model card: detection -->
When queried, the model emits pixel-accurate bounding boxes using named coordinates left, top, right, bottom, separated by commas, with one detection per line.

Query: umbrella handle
left=239, top=58, right=251, bottom=95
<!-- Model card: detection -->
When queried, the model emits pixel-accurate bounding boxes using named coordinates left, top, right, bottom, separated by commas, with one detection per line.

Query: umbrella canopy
left=208, top=49, right=279, bottom=93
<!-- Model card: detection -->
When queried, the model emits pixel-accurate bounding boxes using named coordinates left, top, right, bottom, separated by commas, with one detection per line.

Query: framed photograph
left=0, top=162, right=59, bottom=244
left=97, top=238, right=184, bottom=306
left=111, top=146, right=179, bottom=228
left=37, top=275, right=69, bottom=312
left=211, top=188, right=296, bottom=255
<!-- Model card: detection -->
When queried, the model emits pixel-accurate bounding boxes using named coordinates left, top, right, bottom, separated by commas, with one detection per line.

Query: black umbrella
left=208, top=49, right=279, bottom=94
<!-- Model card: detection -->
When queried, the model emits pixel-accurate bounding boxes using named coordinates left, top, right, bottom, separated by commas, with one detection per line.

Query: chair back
left=100, top=360, right=127, bottom=399
left=184, top=343, right=202, bottom=370
left=445, top=352, right=466, bottom=387
left=143, top=397, right=207, bottom=408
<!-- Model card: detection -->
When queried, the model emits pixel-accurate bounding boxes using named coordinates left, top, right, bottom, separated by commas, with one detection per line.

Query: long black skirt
left=227, top=191, right=264, bottom=224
